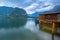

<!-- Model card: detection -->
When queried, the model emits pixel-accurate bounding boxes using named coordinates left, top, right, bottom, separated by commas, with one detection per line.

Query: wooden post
left=52, top=22, right=55, bottom=40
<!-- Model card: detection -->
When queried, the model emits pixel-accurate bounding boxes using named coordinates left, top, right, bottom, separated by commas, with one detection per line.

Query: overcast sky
left=0, top=0, right=60, bottom=14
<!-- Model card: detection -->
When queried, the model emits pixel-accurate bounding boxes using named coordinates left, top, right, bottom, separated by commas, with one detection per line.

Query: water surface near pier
left=0, top=18, right=60, bottom=40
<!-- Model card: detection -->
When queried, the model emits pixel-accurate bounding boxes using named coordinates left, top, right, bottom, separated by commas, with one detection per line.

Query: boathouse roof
left=39, top=11, right=60, bottom=15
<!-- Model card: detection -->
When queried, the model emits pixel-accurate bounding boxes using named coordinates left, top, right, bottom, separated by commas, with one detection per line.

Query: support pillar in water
left=52, top=22, right=55, bottom=40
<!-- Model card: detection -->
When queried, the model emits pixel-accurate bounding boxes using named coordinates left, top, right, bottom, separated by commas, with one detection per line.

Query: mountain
left=0, top=6, right=13, bottom=16
left=0, top=6, right=27, bottom=17
left=8, top=7, right=27, bottom=18
left=28, top=5, right=60, bottom=17
left=0, top=6, right=27, bottom=28
left=48, top=5, right=60, bottom=12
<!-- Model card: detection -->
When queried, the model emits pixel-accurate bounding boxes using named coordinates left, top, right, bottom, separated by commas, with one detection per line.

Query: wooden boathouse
left=39, top=12, right=60, bottom=35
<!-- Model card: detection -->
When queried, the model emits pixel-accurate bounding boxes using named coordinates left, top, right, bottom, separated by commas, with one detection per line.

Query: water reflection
left=0, top=28, right=39, bottom=40
left=0, top=18, right=40, bottom=40
left=0, top=18, right=60, bottom=40
left=24, top=18, right=39, bottom=32
left=0, top=18, right=27, bottom=28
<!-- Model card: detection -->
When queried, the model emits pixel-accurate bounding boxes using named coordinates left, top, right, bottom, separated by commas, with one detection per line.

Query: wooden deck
left=38, top=12, right=60, bottom=40
left=39, top=20, right=60, bottom=35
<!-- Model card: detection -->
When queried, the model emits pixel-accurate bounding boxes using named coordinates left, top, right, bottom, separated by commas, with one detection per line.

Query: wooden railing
left=39, top=20, right=60, bottom=23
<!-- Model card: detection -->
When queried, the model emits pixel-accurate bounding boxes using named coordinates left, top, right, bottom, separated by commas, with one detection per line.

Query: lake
left=0, top=18, right=60, bottom=40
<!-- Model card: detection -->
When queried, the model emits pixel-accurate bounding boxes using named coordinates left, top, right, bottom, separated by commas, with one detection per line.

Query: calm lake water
left=0, top=18, right=60, bottom=40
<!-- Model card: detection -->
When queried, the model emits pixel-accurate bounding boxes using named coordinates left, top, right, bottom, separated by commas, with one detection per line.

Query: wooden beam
left=52, top=22, right=55, bottom=40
